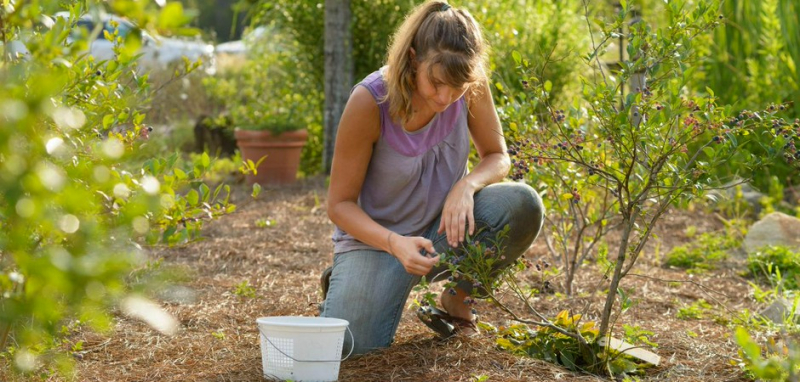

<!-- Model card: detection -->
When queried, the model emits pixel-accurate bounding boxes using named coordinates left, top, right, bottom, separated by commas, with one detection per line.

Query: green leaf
left=102, top=114, right=115, bottom=130
left=134, top=113, right=146, bottom=124
left=560, top=350, right=578, bottom=371
left=734, top=327, right=762, bottom=362
left=121, top=31, right=142, bottom=58
left=162, top=226, right=177, bottom=243
left=173, top=168, right=187, bottom=180
left=212, top=183, right=224, bottom=201
left=199, top=183, right=210, bottom=202
left=512, top=50, right=522, bottom=65
left=158, top=2, right=193, bottom=30
left=252, top=183, right=262, bottom=198
left=544, top=80, right=553, bottom=93
left=223, top=185, right=232, bottom=204
left=201, top=152, right=211, bottom=168
left=186, top=190, right=199, bottom=206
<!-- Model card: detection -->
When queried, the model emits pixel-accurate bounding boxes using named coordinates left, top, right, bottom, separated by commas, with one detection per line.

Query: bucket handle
left=258, top=325, right=354, bottom=363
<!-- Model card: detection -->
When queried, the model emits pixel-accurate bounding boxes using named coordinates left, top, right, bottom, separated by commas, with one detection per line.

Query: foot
left=416, top=306, right=479, bottom=338
left=439, top=288, right=478, bottom=337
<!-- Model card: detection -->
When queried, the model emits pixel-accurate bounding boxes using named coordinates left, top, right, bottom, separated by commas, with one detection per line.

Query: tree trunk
left=323, top=0, right=353, bottom=174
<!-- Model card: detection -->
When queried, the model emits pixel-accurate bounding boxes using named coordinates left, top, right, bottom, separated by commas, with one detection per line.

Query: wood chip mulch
left=3, top=176, right=764, bottom=381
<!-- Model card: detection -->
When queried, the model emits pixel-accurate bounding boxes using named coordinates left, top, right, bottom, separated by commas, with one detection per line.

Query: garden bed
left=26, top=177, right=758, bottom=381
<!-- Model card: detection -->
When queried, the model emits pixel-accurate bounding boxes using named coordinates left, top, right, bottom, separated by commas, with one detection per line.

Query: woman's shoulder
left=341, top=85, right=381, bottom=139
left=349, top=85, right=379, bottom=112
left=355, top=68, right=388, bottom=102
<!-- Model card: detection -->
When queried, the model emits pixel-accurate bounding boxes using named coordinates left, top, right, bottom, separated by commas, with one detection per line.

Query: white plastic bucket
left=256, top=316, right=352, bottom=382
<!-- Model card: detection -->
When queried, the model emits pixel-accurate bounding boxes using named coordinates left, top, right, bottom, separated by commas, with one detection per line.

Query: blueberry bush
left=404, top=0, right=800, bottom=377
left=1, top=0, right=242, bottom=375
left=501, top=0, right=796, bottom=337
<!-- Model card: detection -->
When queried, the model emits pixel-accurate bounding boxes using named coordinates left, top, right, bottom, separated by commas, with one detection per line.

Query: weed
left=748, top=246, right=800, bottom=290
left=234, top=280, right=257, bottom=298
left=677, top=300, right=713, bottom=320
left=622, top=325, right=657, bottom=348
left=664, top=232, right=739, bottom=272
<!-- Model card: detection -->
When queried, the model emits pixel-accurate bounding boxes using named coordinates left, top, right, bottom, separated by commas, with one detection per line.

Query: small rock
left=760, top=297, right=796, bottom=324
left=598, top=336, right=660, bottom=366
left=743, top=212, right=800, bottom=254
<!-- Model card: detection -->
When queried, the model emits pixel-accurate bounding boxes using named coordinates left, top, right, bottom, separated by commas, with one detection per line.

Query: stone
left=598, top=336, right=661, bottom=366
left=743, top=212, right=800, bottom=254
left=760, top=297, right=796, bottom=324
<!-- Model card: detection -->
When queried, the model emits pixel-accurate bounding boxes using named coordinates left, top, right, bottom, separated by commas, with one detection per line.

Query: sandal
left=416, top=305, right=479, bottom=338
left=320, top=266, right=332, bottom=300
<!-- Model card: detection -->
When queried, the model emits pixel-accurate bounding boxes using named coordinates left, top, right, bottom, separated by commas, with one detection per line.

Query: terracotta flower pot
left=234, top=128, right=308, bottom=186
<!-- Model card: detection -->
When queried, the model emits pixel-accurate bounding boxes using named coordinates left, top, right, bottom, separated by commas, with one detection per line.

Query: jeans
left=320, top=182, right=544, bottom=355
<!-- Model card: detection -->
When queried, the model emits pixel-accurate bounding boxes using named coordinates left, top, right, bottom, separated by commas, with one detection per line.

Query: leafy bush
left=689, top=0, right=800, bottom=192
left=735, top=326, right=800, bottom=381
left=202, top=37, right=319, bottom=134
left=502, top=0, right=797, bottom=336
left=493, top=311, right=652, bottom=377
left=408, top=0, right=798, bottom=377
left=478, top=0, right=591, bottom=114
left=664, top=232, right=740, bottom=272
left=0, top=1, right=239, bottom=375
left=146, top=70, right=219, bottom=126
left=748, top=246, right=800, bottom=290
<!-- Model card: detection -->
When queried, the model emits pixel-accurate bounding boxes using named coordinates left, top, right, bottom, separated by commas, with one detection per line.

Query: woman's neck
left=405, top=93, right=437, bottom=132
left=410, top=91, right=434, bottom=115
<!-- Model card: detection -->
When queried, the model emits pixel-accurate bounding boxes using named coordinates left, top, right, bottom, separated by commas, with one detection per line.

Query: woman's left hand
left=438, top=179, right=476, bottom=247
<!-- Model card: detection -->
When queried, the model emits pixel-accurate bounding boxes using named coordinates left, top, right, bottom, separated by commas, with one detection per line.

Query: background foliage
left=1, top=0, right=237, bottom=375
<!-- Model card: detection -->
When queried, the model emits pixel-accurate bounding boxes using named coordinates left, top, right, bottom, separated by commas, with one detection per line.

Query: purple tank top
left=332, top=68, right=470, bottom=254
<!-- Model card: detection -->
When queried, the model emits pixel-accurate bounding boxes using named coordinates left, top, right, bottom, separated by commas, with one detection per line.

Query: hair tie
left=440, top=3, right=451, bottom=11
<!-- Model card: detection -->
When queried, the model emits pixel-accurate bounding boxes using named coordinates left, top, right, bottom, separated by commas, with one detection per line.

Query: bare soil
left=18, top=177, right=766, bottom=381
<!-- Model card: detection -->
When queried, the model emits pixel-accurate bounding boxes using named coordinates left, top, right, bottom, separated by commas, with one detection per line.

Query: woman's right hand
left=389, top=234, right=440, bottom=276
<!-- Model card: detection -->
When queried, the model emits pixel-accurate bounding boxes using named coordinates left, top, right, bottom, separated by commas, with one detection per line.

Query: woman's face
left=414, top=61, right=468, bottom=113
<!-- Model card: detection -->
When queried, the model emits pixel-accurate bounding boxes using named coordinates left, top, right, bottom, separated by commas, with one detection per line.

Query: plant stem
left=598, top=218, right=633, bottom=336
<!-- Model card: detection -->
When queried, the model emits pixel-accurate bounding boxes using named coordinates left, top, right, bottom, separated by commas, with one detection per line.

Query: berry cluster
left=553, top=109, right=566, bottom=123
left=636, top=86, right=653, bottom=98
left=571, top=188, right=582, bottom=204
left=587, top=161, right=604, bottom=176
left=508, top=143, right=533, bottom=181
left=534, top=258, right=551, bottom=272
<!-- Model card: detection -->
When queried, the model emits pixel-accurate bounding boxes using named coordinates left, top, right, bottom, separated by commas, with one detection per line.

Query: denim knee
left=474, top=182, right=545, bottom=253
left=434, top=182, right=545, bottom=295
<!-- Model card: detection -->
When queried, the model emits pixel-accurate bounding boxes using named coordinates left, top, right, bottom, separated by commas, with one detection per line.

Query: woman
left=321, top=0, right=544, bottom=355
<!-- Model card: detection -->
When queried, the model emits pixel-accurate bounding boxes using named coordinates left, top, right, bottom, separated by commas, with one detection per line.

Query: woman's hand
left=389, top=234, right=439, bottom=276
left=438, top=179, right=477, bottom=247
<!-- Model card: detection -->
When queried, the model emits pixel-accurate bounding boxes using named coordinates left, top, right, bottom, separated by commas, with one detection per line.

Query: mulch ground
left=7, top=176, right=766, bottom=381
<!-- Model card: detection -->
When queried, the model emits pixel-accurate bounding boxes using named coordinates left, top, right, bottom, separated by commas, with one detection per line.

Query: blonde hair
left=383, top=1, right=490, bottom=125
